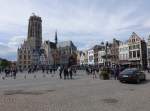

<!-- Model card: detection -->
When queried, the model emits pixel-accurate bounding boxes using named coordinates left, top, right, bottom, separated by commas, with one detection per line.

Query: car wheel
left=119, top=80, right=123, bottom=83
left=143, top=75, right=146, bottom=81
left=136, top=78, right=140, bottom=84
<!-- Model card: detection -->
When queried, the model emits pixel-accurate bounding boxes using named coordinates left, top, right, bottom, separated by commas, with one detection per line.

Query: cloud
left=0, top=0, right=150, bottom=60
left=8, top=36, right=25, bottom=48
left=0, top=42, right=16, bottom=60
left=0, top=36, right=25, bottom=60
left=143, top=20, right=150, bottom=28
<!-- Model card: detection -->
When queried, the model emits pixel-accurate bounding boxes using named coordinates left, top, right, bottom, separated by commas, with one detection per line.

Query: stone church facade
left=17, top=14, right=42, bottom=70
left=17, top=14, right=77, bottom=70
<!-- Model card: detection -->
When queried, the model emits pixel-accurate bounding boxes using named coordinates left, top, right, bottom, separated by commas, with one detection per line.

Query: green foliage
left=0, top=59, right=10, bottom=69
left=100, top=67, right=110, bottom=80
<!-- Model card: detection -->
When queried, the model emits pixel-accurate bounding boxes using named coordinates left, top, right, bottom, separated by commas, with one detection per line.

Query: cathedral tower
left=27, top=13, right=42, bottom=49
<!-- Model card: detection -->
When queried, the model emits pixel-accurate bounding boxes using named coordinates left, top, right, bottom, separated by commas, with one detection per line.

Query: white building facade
left=119, top=42, right=129, bottom=62
left=88, top=49, right=94, bottom=65
left=80, top=52, right=85, bottom=65
left=147, top=36, right=150, bottom=67
left=98, top=50, right=105, bottom=65
left=128, top=32, right=147, bottom=69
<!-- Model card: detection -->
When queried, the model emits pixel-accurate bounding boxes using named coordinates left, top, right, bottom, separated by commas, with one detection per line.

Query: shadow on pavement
left=119, top=79, right=150, bottom=85
left=139, top=79, right=150, bottom=85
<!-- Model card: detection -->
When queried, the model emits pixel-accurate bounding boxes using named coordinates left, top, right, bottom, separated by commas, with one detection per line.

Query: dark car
left=119, top=68, right=146, bottom=83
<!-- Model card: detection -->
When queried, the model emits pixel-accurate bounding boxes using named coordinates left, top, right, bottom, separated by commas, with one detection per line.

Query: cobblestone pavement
left=0, top=71, right=150, bottom=111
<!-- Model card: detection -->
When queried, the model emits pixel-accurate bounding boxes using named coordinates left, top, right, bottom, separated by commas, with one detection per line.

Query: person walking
left=86, top=67, right=90, bottom=75
left=13, top=69, right=17, bottom=79
left=46, top=66, right=49, bottom=74
left=68, top=67, right=73, bottom=79
left=92, top=68, right=97, bottom=79
left=58, top=66, right=63, bottom=79
left=114, top=66, right=120, bottom=80
left=63, top=66, right=68, bottom=80
left=66, top=67, right=69, bottom=79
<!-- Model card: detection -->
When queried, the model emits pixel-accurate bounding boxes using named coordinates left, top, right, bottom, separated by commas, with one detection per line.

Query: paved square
left=0, top=71, right=150, bottom=111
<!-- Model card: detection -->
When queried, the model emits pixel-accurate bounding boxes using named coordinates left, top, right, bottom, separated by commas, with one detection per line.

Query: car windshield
left=120, top=69, right=138, bottom=75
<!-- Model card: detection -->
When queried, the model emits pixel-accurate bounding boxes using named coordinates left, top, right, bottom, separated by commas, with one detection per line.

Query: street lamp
left=105, top=41, right=109, bottom=67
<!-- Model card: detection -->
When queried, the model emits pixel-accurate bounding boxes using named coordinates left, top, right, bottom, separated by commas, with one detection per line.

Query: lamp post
left=105, top=41, right=109, bottom=67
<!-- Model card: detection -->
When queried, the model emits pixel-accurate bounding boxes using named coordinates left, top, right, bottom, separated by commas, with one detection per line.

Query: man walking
left=58, top=66, right=63, bottom=79
left=68, top=67, right=73, bottom=79
left=114, top=66, right=120, bottom=80
left=63, top=66, right=68, bottom=80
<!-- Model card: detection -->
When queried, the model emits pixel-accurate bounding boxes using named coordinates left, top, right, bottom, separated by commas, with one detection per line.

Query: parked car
left=119, top=68, right=146, bottom=83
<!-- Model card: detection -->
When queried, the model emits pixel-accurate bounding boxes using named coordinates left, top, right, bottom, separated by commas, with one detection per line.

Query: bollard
left=43, top=74, right=46, bottom=78
left=34, top=75, right=36, bottom=79
left=24, top=75, right=26, bottom=79
left=2, top=76, right=5, bottom=80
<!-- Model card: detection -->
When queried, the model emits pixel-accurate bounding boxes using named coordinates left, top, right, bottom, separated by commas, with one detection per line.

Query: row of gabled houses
left=77, top=32, right=148, bottom=69
left=16, top=14, right=150, bottom=70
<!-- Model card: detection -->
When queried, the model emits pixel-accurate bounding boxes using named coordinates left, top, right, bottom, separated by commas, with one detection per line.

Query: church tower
left=27, top=13, right=42, bottom=49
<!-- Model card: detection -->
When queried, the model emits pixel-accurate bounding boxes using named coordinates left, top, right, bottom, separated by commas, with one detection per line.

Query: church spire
left=55, top=30, right=58, bottom=45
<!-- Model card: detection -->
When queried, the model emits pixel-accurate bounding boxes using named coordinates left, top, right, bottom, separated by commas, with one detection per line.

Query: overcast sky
left=0, top=0, right=150, bottom=60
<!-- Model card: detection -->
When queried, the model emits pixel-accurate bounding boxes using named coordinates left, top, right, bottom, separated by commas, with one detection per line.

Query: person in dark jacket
left=13, top=69, right=17, bottom=79
left=63, top=66, right=68, bottom=80
left=68, top=67, right=73, bottom=79
left=114, top=66, right=120, bottom=80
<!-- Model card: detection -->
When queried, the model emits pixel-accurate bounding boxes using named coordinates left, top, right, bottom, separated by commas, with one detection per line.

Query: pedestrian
left=92, top=68, right=97, bottom=79
left=42, top=67, right=45, bottom=73
left=50, top=69, right=52, bottom=74
left=13, top=69, right=17, bottom=79
left=114, top=66, right=120, bottom=80
left=68, top=67, right=73, bottom=79
left=28, top=68, right=31, bottom=74
left=73, top=67, right=77, bottom=76
left=46, top=66, right=49, bottom=74
left=86, top=68, right=90, bottom=75
left=24, top=74, right=26, bottom=79
left=5, top=68, right=10, bottom=78
left=63, top=66, right=68, bottom=80
left=58, top=66, right=63, bottom=79
left=148, top=67, right=150, bottom=73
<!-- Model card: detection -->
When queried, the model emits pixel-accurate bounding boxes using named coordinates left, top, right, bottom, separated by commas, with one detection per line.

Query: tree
left=0, top=59, right=10, bottom=69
